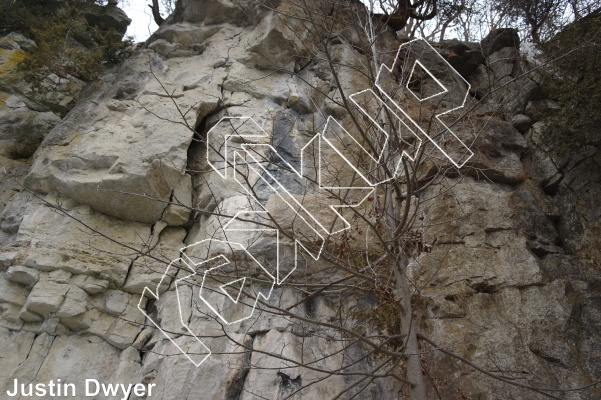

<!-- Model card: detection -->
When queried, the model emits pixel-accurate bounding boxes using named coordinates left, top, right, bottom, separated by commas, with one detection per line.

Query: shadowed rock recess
left=0, top=1, right=599, bottom=399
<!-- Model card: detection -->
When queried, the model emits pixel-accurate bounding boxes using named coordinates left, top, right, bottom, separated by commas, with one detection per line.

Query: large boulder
left=85, top=4, right=132, bottom=36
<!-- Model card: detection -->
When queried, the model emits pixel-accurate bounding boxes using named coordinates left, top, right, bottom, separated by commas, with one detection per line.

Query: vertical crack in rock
left=131, top=327, right=147, bottom=363
left=304, top=296, right=316, bottom=319
left=20, top=333, right=39, bottom=366
left=185, top=104, right=225, bottom=220
left=28, top=335, right=56, bottom=387
left=138, top=302, right=160, bottom=365
left=120, top=256, right=140, bottom=290
left=12, top=333, right=56, bottom=388
left=225, top=335, right=253, bottom=400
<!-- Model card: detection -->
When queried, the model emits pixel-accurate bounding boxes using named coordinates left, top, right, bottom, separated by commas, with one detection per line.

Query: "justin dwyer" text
left=6, top=378, right=156, bottom=399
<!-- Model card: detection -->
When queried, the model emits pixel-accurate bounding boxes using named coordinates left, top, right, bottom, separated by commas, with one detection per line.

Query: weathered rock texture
left=0, top=1, right=599, bottom=399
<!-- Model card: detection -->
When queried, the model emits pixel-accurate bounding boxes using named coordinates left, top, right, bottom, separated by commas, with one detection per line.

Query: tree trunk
left=149, top=0, right=165, bottom=26
left=394, top=256, right=428, bottom=400
left=383, top=181, right=427, bottom=399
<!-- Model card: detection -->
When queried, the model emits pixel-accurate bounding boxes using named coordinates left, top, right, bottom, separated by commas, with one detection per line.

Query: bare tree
left=6, top=0, right=599, bottom=399
left=149, top=0, right=165, bottom=26
left=115, top=1, right=598, bottom=398
left=158, top=1, right=598, bottom=397
left=371, top=0, right=438, bottom=32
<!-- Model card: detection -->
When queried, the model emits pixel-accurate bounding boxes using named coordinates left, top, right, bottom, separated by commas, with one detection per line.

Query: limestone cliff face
left=0, top=1, right=599, bottom=399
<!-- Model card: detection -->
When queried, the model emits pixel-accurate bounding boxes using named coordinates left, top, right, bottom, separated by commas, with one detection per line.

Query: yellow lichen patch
left=0, top=48, right=27, bottom=79
left=0, top=91, right=9, bottom=111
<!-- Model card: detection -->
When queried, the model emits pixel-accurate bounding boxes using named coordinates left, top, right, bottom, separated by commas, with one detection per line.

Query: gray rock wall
left=0, top=1, right=598, bottom=399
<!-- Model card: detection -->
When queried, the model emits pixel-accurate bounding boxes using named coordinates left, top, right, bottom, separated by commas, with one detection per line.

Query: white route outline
left=374, top=38, right=474, bottom=168
left=186, top=240, right=275, bottom=326
left=220, top=278, right=247, bottom=304
left=138, top=258, right=211, bottom=367
left=139, top=38, right=472, bottom=367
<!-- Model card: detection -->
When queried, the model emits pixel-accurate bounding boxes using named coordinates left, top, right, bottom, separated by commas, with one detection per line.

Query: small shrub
left=0, top=0, right=132, bottom=84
